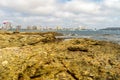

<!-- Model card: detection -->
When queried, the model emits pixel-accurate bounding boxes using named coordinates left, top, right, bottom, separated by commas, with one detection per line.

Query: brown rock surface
left=0, top=32, right=120, bottom=80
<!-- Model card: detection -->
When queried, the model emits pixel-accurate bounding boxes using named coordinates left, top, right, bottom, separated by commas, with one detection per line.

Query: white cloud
left=62, top=0, right=101, bottom=14
left=0, top=0, right=57, bottom=15
left=54, top=11, right=76, bottom=18
left=104, top=0, right=120, bottom=9
left=0, top=0, right=120, bottom=28
left=0, top=10, right=5, bottom=17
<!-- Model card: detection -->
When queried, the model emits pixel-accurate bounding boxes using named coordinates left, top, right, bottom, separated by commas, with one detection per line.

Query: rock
left=2, top=60, right=8, bottom=66
left=67, top=45, right=88, bottom=52
left=0, top=32, right=119, bottom=80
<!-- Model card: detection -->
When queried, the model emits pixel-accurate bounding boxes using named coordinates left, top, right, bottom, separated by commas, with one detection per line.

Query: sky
left=0, top=0, right=120, bottom=29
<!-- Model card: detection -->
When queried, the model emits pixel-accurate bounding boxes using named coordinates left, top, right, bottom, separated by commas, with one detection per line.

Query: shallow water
left=56, top=30, right=120, bottom=44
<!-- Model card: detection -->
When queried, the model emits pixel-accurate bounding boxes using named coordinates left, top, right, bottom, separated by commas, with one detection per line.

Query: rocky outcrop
left=0, top=33, right=120, bottom=80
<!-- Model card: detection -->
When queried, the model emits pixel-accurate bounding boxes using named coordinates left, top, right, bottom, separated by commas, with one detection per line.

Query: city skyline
left=0, top=0, right=120, bottom=29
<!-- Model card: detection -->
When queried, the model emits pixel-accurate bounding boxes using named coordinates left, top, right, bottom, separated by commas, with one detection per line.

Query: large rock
left=0, top=33, right=120, bottom=80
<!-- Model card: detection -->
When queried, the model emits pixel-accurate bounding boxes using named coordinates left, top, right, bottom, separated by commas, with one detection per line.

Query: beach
left=0, top=31, right=120, bottom=80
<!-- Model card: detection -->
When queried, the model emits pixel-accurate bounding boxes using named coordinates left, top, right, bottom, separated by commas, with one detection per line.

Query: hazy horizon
left=0, top=0, right=120, bottom=29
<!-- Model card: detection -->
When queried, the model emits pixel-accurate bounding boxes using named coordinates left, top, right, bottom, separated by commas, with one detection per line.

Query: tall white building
left=3, top=21, right=12, bottom=30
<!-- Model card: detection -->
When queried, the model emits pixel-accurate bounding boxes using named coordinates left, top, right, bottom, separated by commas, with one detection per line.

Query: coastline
left=0, top=31, right=120, bottom=80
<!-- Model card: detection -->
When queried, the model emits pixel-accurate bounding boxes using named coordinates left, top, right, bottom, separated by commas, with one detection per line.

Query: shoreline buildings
left=0, top=21, right=90, bottom=31
left=2, top=21, right=12, bottom=30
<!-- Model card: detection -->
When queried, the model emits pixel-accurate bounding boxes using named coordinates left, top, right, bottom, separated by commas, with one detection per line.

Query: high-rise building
left=3, top=21, right=12, bottom=30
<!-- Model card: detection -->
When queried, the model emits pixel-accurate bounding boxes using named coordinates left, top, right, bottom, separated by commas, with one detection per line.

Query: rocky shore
left=0, top=31, right=120, bottom=80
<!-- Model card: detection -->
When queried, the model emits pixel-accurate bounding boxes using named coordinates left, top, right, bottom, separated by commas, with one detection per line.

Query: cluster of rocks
left=0, top=32, right=119, bottom=80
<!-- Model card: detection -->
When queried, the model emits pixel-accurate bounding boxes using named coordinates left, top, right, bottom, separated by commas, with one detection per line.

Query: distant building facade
left=2, top=21, right=12, bottom=30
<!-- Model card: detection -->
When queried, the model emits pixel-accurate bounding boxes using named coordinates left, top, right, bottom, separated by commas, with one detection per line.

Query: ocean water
left=9, top=29, right=120, bottom=44
left=55, top=30, right=120, bottom=44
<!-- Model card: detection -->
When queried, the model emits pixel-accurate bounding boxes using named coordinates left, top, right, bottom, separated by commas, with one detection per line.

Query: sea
left=55, top=30, right=120, bottom=44
left=9, top=29, right=120, bottom=44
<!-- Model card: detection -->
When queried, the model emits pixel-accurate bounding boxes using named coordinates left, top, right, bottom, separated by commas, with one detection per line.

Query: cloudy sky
left=0, top=0, right=120, bottom=29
